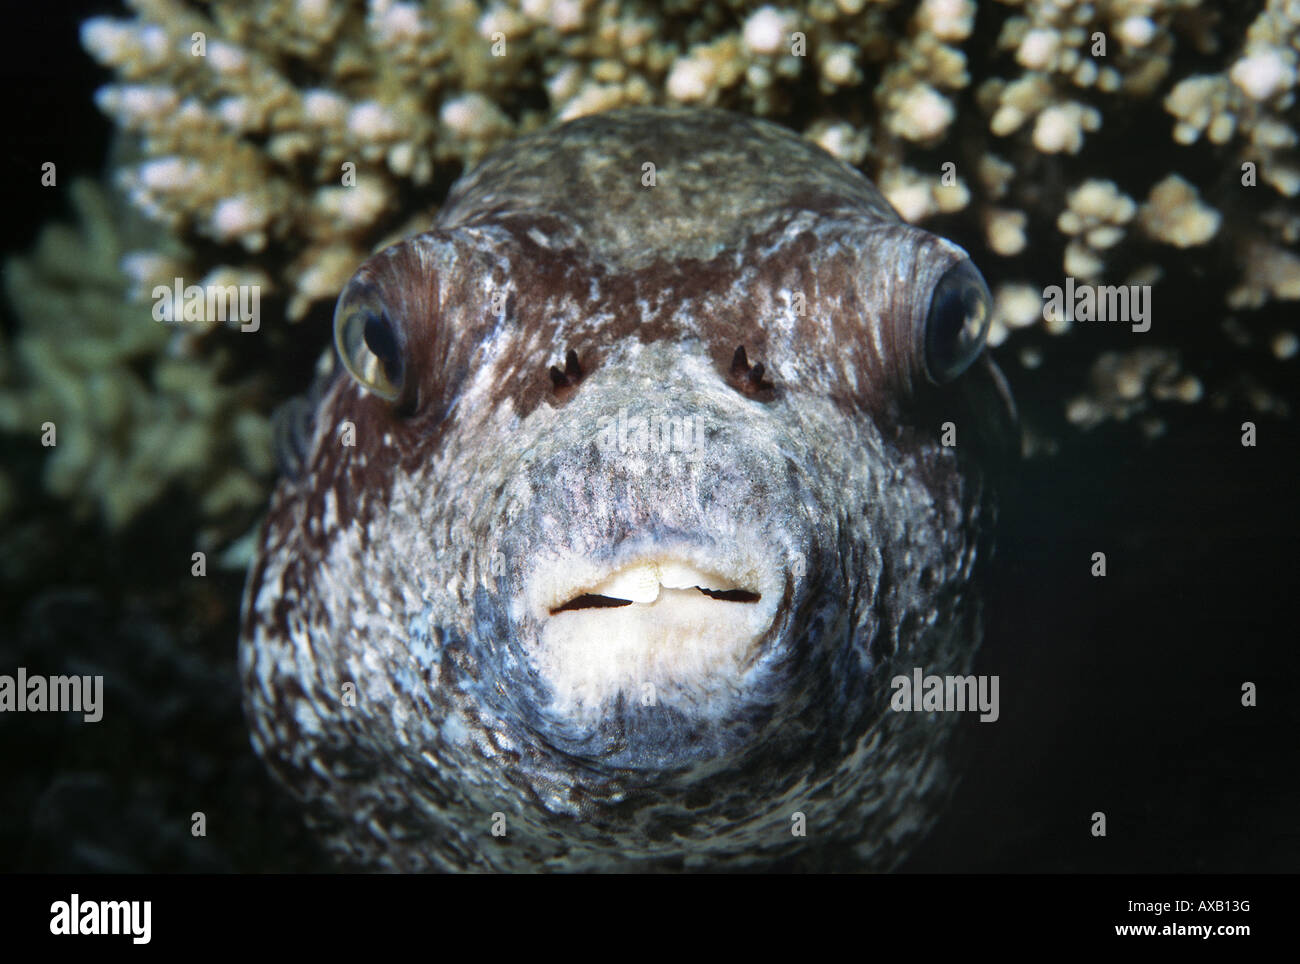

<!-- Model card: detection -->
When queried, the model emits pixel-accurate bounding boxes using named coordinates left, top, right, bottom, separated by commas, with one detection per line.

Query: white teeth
left=657, top=561, right=717, bottom=591
left=591, top=564, right=661, bottom=604
left=587, top=560, right=730, bottom=604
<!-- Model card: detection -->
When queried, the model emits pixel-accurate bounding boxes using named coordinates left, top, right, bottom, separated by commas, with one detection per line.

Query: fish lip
left=524, top=538, right=784, bottom=622
left=516, top=535, right=795, bottom=712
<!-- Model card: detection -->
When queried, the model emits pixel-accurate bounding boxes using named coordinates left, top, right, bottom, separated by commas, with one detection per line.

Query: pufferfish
left=239, top=106, right=1018, bottom=871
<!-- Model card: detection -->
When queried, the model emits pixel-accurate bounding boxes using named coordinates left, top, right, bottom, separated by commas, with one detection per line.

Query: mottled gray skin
left=240, top=107, right=1016, bottom=871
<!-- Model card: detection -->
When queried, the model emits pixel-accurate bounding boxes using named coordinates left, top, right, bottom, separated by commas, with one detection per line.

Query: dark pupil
left=930, top=287, right=967, bottom=372
left=362, top=311, right=402, bottom=384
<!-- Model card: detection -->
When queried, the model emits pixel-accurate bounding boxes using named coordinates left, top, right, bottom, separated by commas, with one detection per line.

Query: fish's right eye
left=921, top=259, right=992, bottom=385
left=334, top=282, right=407, bottom=403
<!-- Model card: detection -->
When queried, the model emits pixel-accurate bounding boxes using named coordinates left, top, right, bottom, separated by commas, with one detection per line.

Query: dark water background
left=1, top=1, right=1296, bottom=872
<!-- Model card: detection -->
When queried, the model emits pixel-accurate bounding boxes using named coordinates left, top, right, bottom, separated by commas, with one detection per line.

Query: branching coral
left=74, top=0, right=1296, bottom=326
left=0, top=180, right=272, bottom=538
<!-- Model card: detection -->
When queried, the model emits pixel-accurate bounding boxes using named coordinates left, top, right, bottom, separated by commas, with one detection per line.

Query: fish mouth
left=525, top=547, right=786, bottom=712
left=548, top=559, right=763, bottom=613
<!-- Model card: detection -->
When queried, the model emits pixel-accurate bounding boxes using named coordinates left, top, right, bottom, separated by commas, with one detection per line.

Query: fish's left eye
left=334, top=282, right=408, bottom=403
left=922, top=259, right=992, bottom=384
